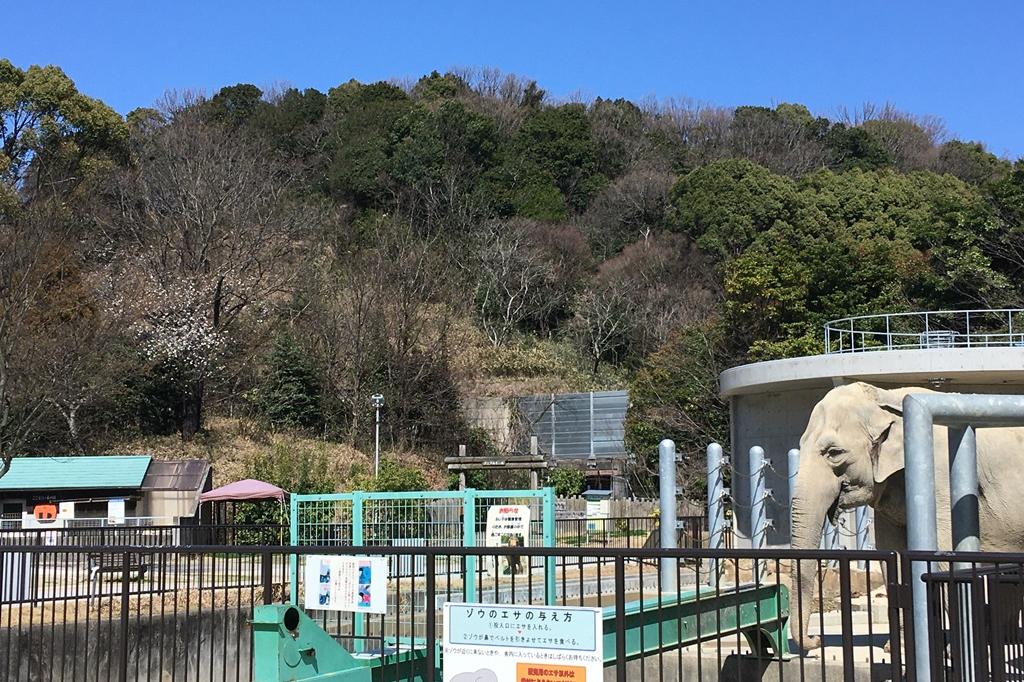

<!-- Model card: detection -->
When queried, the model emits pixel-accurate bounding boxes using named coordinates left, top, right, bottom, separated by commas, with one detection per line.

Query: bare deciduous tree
left=581, top=164, right=675, bottom=258
left=0, top=207, right=75, bottom=474
left=571, top=284, right=638, bottom=373
left=304, top=219, right=463, bottom=450
left=39, top=271, right=133, bottom=451
left=451, top=67, right=545, bottom=135
left=571, top=233, right=721, bottom=372
left=839, top=102, right=947, bottom=171
left=471, top=219, right=581, bottom=346
left=109, top=109, right=312, bottom=440
left=728, top=105, right=832, bottom=177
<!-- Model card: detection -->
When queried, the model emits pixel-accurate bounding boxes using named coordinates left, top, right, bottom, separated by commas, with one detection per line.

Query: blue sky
left=8, top=1, right=1023, bottom=158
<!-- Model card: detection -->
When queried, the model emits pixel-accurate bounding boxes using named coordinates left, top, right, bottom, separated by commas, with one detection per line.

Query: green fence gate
left=289, top=488, right=557, bottom=614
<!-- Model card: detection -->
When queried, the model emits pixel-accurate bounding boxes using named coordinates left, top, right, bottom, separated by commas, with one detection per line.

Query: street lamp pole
left=371, top=394, right=385, bottom=477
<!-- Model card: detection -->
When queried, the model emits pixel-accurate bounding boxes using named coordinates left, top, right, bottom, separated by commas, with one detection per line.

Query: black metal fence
left=0, top=524, right=289, bottom=548
left=0, top=518, right=724, bottom=552
left=916, top=552, right=1024, bottom=682
left=1, top=543, right=1021, bottom=681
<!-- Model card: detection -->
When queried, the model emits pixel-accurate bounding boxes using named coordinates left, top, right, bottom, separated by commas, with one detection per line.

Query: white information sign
left=443, top=602, right=603, bottom=682
left=485, top=505, right=531, bottom=577
left=303, top=555, right=388, bottom=614
left=585, top=499, right=608, bottom=533
left=107, top=498, right=125, bottom=525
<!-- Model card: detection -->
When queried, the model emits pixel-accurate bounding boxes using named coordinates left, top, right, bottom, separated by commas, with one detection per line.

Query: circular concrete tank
left=720, top=310, right=1024, bottom=548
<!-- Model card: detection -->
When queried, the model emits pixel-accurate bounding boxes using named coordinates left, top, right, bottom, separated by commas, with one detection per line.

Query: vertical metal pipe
left=948, top=422, right=979, bottom=680
left=462, top=491, right=477, bottom=601
left=787, top=448, right=799, bottom=545
left=374, top=406, right=381, bottom=477
left=542, top=486, right=556, bottom=605
left=589, top=392, right=595, bottom=462
left=707, top=443, right=724, bottom=586
left=948, top=425, right=980, bottom=554
left=550, top=393, right=556, bottom=458
left=659, top=439, right=678, bottom=593
left=749, top=445, right=765, bottom=582
left=903, top=395, right=938, bottom=682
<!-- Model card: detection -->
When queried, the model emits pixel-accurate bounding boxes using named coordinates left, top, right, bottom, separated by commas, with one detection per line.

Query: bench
left=88, top=552, right=149, bottom=590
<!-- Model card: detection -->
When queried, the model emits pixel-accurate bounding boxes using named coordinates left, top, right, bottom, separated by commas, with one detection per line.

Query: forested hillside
left=2, top=61, right=1022, bottom=495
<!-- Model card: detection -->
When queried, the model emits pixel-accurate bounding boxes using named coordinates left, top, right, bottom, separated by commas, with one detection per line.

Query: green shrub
left=547, top=467, right=586, bottom=497
left=355, top=458, right=428, bottom=493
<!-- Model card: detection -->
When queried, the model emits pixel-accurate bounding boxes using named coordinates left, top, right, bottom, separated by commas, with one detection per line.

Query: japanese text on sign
left=443, top=602, right=603, bottom=682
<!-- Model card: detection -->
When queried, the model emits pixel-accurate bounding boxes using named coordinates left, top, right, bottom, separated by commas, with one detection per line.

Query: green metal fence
left=289, top=488, right=557, bottom=610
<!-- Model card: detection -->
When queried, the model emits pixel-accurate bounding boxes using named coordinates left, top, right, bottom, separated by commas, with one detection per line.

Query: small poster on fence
left=303, top=556, right=387, bottom=614
left=443, top=602, right=603, bottom=682
left=485, top=505, right=531, bottom=577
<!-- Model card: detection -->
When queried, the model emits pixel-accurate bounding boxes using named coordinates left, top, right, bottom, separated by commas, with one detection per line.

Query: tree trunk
left=181, top=377, right=204, bottom=442
left=788, top=452, right=841, bottom=652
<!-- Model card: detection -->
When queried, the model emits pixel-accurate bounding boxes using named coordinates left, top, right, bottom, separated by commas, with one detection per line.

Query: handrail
left=823, top=309, right=1024, bottom=354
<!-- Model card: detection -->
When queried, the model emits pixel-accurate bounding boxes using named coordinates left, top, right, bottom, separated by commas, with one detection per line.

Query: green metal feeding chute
left=252, top=604, right=434, bottom=682
left=251, top=587, right=790, bottom=681
left=603, top=583, right=791, bottom=663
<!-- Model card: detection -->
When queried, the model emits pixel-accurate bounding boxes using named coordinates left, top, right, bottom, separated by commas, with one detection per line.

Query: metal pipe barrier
left=749, top=445, right=769, bottom=582
left=903, top=392, right=1024, bottom=682
left=659, top=439, right=678, bottom=593
left=707, top=442, right=726, bottom=586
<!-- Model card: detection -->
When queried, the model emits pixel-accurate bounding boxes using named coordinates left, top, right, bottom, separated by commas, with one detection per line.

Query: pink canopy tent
left=199, top=479, right=288, bottom=540
left=200, top=479, right=288, bottom=503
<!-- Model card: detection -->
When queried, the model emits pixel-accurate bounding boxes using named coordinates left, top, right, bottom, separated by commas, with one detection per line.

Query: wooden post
left=458, top=444, right=467, bottom=490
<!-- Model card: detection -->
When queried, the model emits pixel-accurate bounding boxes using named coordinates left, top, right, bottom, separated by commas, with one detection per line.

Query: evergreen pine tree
left=256, top=335, right=322, bottom=429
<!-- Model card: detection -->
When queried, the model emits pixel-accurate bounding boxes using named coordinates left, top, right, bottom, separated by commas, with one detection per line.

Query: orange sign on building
left=33, top=504, right=58, bottom=522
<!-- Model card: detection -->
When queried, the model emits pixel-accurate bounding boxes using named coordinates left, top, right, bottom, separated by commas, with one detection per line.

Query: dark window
left=2, top=502, right=24, bottom=516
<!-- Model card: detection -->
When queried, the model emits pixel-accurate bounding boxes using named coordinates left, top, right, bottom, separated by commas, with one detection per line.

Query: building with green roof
left=0, top=455, right=211, bottom=529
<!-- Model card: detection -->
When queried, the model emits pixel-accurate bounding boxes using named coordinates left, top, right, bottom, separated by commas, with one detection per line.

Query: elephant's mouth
left=838, top=481, right=872, bottom=509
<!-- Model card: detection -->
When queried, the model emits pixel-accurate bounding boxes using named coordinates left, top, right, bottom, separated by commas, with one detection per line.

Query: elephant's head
left=788, top=381, right=919, bottom=651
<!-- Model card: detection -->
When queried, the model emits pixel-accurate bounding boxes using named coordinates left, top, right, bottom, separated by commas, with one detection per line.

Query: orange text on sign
left=516, top=663, right=586, bottom=682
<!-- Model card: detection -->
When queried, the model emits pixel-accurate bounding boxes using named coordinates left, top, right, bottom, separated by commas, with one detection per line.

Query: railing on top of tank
left=824, top=309, right=1024, bottom=354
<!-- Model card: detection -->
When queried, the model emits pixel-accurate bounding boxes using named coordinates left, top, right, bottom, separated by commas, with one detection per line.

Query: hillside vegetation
left=2, top=61, right=1022, bottom=495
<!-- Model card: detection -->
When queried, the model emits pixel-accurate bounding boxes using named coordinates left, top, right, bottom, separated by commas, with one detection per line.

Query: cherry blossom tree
left=111, top=109, right=313, bottom=440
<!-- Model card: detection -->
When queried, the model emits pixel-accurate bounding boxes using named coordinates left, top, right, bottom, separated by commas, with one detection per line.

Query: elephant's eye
left=824, top=446, right=847, bottom=460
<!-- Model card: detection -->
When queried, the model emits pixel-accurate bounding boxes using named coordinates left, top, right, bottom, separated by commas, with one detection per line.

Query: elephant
left=788, top=381, right=1024, bottom=652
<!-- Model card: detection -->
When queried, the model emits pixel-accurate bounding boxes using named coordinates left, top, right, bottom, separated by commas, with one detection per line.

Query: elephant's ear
left=863, top=386, right=904, bottom=482
left=873, top=387, right=905, bottom=416
left=871, top=413, right=904, bottom=484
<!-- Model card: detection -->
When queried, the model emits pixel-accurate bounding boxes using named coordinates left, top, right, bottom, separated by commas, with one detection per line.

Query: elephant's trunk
left=788, top=452, right=840, bottom=652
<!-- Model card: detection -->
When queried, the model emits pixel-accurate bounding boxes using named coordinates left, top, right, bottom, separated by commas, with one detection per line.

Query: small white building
left=0, top=455, right=211, bottom=529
